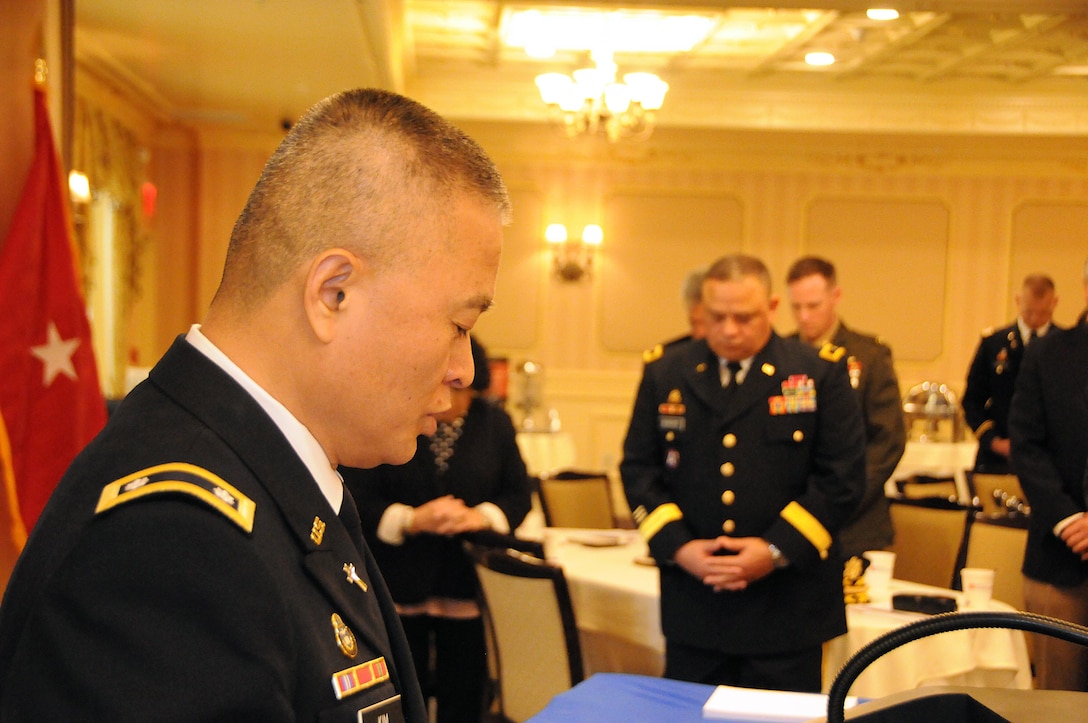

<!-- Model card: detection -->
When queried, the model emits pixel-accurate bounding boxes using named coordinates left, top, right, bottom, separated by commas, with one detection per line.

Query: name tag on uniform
left=357, top=694, right=405, bottom=723
left=658, top=415, right=685, bottom=431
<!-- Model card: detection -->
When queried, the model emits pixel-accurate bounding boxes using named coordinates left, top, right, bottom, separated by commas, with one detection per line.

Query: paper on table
left=702, top=684, right=857, bottom=722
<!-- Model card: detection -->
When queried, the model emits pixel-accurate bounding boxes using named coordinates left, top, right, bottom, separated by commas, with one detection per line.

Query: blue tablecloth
left=527, top=673, right=716, bottom=722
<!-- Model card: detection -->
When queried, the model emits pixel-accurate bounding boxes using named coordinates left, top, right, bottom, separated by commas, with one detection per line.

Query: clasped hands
left=674, top=536, right=776, bottom=592
left=409, top=494, right=490, bottom=536
left=1060, top=514, right=1088, bottom=561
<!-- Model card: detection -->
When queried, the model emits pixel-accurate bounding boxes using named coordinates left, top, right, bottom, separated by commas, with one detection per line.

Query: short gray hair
left=216, top=88, right=510, bottom=308
left=705, top=254, right=772, bottom=295
left=681, top=267, right=706, bottom=309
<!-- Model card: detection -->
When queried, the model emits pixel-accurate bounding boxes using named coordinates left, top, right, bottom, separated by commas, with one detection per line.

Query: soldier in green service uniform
left=785, top=255, right=906, bottom=559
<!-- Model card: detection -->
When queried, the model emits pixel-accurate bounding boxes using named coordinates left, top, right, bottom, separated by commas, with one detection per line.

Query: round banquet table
left=541, top=527, right=1033, bottom=698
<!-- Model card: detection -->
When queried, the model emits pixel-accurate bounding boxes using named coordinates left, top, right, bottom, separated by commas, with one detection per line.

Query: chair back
left=888, top=497, right=972, bottom=588
left=894, top=473, right=960, bottom=502
left=538, top=470, right=614, bottom=529
left=462, top=529, right=545, bottom=560
left=468, top=544, right=584, bottom=723
left=958, top=512, right=1029, bottom=610
left=967, top=472, right=1030, bottom=517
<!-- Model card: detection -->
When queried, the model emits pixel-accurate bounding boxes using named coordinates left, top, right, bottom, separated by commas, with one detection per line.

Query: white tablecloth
left=827, top=579, right=1033, bottom=697
left=543, top=527, right=1033, bottom=697
left=542, top=528, right=664, bottom=676
left=888, top=440, right=979, bottom=501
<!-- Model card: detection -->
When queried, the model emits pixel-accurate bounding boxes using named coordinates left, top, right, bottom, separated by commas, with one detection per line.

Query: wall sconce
left=547, top=223, right=602, bottom=282
left=68, top=170, right=91, bottom=204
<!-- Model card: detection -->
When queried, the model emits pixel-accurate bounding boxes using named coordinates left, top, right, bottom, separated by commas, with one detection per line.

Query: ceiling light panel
left=501, top=7, right=717, bottom=54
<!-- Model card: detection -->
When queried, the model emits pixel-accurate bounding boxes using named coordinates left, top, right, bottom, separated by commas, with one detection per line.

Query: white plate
left=569, top=533, right=626, bottom=547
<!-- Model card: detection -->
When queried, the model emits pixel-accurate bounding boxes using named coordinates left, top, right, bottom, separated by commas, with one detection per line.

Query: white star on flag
left=30, top=321, right=82, bottom=386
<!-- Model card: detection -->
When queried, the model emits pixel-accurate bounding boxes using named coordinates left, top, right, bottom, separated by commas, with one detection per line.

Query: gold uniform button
left=793, top=430, right=804, bottom=442
left=665, top=431, right=675, bottom=442
left=719, top=462, right=735, bottom=477
left=722, top=433, right=737, bottom=448
left=722, top=519, right=736, bottom=534
left=721, top=490, right=735, bottom=505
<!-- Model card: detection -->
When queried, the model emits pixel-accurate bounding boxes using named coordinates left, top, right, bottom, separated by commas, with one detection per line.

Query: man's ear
left=304, top=248, right=361, bottom=343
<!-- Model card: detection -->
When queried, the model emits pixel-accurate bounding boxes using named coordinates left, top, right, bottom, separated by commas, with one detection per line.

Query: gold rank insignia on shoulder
left=642, top=344, right=664, bottom=363
left=96, top=462, right=255, bottom=533
left=818, top=342, right=846, bottom=362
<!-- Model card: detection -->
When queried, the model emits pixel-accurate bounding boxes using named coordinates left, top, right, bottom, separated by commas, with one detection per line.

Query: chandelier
left=535, top=50, right=668, bottom=143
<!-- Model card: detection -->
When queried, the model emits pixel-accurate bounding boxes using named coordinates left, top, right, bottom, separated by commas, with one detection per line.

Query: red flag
left=0, top=87, right=107, bottom=549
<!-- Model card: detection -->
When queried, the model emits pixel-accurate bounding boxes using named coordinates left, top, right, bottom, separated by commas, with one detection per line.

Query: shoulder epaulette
left=818, top=342, right=846, bottom=362
left=642, top=344, right=664, bottom=364
left=96, top=462, right=255, bottom=533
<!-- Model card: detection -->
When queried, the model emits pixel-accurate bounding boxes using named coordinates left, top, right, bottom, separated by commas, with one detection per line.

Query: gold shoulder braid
left=96, top=462, right=255, bottom=533
left=819, top=342, right=846, bottom=362
left=642, top=344, right=664, bottom=364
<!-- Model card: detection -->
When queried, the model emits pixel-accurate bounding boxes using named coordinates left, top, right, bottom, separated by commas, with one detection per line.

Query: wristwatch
left=767, top=542, right=790, bottom=570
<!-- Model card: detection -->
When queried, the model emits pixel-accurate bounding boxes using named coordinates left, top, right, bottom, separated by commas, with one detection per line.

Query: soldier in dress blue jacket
left=0, top=88, right=511, bottom=722
left=342, top=337, right=532, bottom=723
left=964, top=274, right=1060, bottom=473
left=621, top=254, right=866, bottom=693
left=1009, top=261, right=1088, bottom=692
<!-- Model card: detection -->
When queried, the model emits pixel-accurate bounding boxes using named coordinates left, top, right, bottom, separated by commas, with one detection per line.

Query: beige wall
left=113, top=103, right=1088, bottom=478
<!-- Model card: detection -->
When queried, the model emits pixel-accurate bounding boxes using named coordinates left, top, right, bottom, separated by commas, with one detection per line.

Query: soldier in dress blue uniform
left=0, top=88, right=511, bottom=722
left=621, top=254, right=866, bottom=693
left=1009, top=260, right=1088, bottom=691
left=964, top=274, right=1060, bottom=474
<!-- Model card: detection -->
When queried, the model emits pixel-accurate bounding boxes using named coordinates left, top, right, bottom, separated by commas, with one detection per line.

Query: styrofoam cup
left=863, top=550, right=896, bottom=602
left=961, top=567, right=995, bottom=609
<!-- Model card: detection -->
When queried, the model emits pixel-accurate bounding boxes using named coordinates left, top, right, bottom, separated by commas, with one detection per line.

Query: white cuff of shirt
left=476, top=502, right=510, bottom=534
left=377, top=503, right=415, bottom=545
left=377, top=501, right=509, bottom=543
left=1054, top=511, right=1084, bottom=537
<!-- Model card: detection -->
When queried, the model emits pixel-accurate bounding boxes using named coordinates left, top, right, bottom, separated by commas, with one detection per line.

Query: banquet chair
left=894, top=473, right=960, bottom=502
left=887, top=497, right=972, bottom=589
left=967, top=472, right=1030, bottom=517
left=462, top=528, right=545, bottom=560
left=956, top=512, right=1029, bottom=611
left=538, top=470, right=615, bottom=529
left=467, top=543, right=584, bottom=723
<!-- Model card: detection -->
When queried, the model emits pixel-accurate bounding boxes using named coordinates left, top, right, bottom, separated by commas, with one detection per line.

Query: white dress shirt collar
left=184, top=324, right=343, bottom=513
left=1017, top=318, right=1050, bottom=344
left=718, top=356, right=753, bottom=386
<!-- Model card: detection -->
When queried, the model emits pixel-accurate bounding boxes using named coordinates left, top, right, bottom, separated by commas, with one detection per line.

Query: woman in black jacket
left=342, top=337, right=532, bottom=722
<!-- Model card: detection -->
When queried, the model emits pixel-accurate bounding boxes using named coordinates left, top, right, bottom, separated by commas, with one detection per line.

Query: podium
left=820, top=686, right=1088, bottom=722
